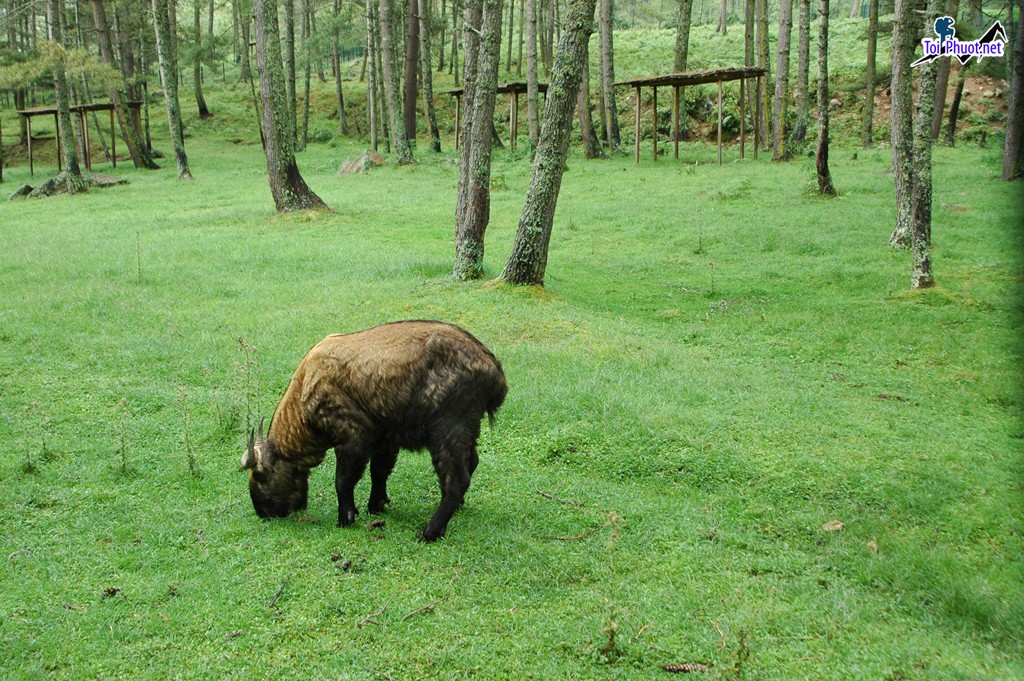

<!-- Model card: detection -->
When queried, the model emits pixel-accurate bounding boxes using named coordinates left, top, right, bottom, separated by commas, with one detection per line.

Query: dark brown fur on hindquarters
left=240, top=320, right=507, bottom=542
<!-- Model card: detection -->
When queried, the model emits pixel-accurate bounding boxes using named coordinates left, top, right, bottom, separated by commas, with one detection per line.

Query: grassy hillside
left=1, top=81, right=1022, bottom=679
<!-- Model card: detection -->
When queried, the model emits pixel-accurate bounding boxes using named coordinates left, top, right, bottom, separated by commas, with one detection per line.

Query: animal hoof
left=339, top=510, right=358, bottom=527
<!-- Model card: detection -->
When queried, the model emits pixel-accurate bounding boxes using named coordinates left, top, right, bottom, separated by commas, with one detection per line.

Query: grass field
left=2, top=76, right=1023, bottom=679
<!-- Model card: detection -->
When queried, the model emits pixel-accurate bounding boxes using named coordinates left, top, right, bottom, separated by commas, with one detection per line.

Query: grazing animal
left=240, top=321, right=507, bottom=541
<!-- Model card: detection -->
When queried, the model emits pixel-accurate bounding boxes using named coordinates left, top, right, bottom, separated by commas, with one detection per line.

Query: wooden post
left=510, top=91, right=519, bottom=152
left=454, top=93, right=461, bottom=150
left=652, top=85, right=658, bottom=161
left=717, top=79, right=723, bottom=166
left=634, top=86, right=641, bottom=164
left=754, top=74, right=761, bottom=161
left=740, top=77, right=746, bottom=159
left=673, top=85, right=680, bottom=159
left=110, top=107, right=116, bottom=169
left=27, top=115, right=34, bottom=176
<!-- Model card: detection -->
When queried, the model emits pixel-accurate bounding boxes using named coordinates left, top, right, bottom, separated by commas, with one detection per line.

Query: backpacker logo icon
left=913, top=16, right=1007, bottom=67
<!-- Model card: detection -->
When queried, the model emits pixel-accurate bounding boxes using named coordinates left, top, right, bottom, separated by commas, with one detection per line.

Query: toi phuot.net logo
left=913, top=16, right=1008, bottom=67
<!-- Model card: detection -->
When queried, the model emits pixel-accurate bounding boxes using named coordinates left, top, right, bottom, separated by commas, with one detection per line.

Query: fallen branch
left=401, top=595, right=451, bottom=622
left=268, top=578, right=290, bottom=609
left=358, top=603, right=388, bottom=628
left=536, top=486, right=584, bottom=506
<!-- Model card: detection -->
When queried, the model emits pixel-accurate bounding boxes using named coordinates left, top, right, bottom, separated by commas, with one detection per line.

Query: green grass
left=1, top=60, right=1023, bottom=679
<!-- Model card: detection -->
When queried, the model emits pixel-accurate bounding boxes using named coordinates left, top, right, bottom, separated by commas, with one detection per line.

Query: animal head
left=240, top=418, right=310, bottom=519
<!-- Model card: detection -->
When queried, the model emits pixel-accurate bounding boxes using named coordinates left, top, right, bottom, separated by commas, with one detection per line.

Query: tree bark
left=1003, top=0, right=1024, bottom=180
left=792, top=0, right=810, bottom=143
left=404, top=0, right=420, bottom=143
left=745, top=0, right=755, bottom=123
left=931, top=0, right=959, bottom=139
left=815, top=0, right=835, bottom=195
left=599, top=0, right=620, bottom=148
left=674, top=0, right=693, bottom=141
left=889, top=0, right=915, bottom=245
left=46, top=0, right=88, bottom=193
left=945, top=63, right=967, bottom=145
left=90, top=0, right=159, bottom=169
left=757, top=0, right=771, bottom=149
left=152, top=0, right=194, bottom=179
left=577, top=40, right=602, bottom=158
left=253, top=0, right=328, bottom=211
left=283, top=0, right=298, bottom=145
left=238, top=0, right=253, bottom=82
left=525, top=0, right=540, bottom=147
left=299, top=0, right=312, bottom=150
left=500, top=0, right=597, bottom=286
left=453, top=0, right=503, bottom=280
left=911, top=0, right=941, bottom=288
left=333, top=0, right=347, bottom=135
left=379, top=0, right=415, bottom=163
left=419, top=0, right=442, bottom=151
left=772, top=0, right=793, bottom=160
left=861, top=0, right=878, bottom=148
left=193, top=0, right=211, bottom=118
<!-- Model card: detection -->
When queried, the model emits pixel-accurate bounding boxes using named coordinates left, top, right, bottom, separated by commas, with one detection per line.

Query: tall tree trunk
left=599, top=0, right=620, bottom=148
left=299, top=0, right=312, bottom=150
left=1003, top=0, right=1024, bottom=179
left=931, top=0, right=959, bottom=138
left=453, top=0, right=503, bottom=280
left=815, top=0, right=835, bottom=195
left=757, top=0, right=771, bottom=149
left=283, top=0, right=298, bottom=145
left=861, top=0, right=877, bottom=147
left=152, top=0, right=194, bottom=179
left=772, top=0, right=793, bottom=160
left=332, top=0, right=347, bottom=134
left=90, top=0, right=159, bottom=169
left=717, top=0, right=727, bottom=33
left=517, top=0, right=524, bottom=76
left=674, top=0, right=693, bottom=141
left=194, top=0, right=211, bottom=118
left=945, top=63, right=967, bottom=145
left=419, top=0, right=442, bottom=151
left=889, top=0, right=915, bottom=245
left=526, top=0, right=540, bottom=147
left=404, top=0, right=420, bottom=143
left=380, top=0, right=415, bottom=162
left=500, top=0, right=598, bottom=286
left=792, top=0, right=810, bottom=143
left=577, top=40, right=602, bottom=158
left=454, top=0, right=482, bottom=246
left=46, top=0, right=88, bottom=193
left=238, top=0, right=253, bottom=82
left=745, top=0, right=755, bottom=123
left=366, top=0, right=380, bottom=148
left=911, top=0, right=941, bottom=287
left=506, top=0, right=515, bottom=71
left=252, top=0, right=328, bottom=211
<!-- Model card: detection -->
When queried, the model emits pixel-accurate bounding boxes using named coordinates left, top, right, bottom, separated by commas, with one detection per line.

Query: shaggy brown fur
left=241, top=321, right=507, bottom=541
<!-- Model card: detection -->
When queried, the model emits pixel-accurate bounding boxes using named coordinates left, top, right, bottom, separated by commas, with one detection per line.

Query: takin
left=240, top=320, right=507, bottom=542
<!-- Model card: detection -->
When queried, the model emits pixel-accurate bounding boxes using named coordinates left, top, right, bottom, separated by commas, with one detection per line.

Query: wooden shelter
left=16, top=101, right=142, bottom=175
left=614, top=67, right=766, bottom=165
left=446, top=82, right=549, bottom=152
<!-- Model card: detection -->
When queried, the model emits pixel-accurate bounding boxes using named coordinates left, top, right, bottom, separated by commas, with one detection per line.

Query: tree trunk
left=333, top=0, right=347, bottom=135
left=1003, top=0, right=1024, bottom=180
left=453, top=0, right=503, bottom=280
left=500, top=0, right=598, bottom=286
left=674, top=0, right=693, bottom=141
left=366, top=0, right=380, bottom=148
left=815, top=0, right=835, bottom=195
left=517, top=0, right=524, bottom=76
left=745, top=0, right=755, bottom=122
left=945, top=63, right=967, bottom=145
left=792, top=0, right=810, bottom=143
left=757, top=0, right=771, bottom=149
left=152, top=0, right=194, bottom=179
left=455, top=0, right=483, bottom=232
left=299, top=0, right=312, bottom=150
left=46, top=0, right=88, bottom=193
left=599, top=0, right=620, bottom=148
left=506, top=0, right=515, bottom=71
left=526, top=0, right=540, bottom=147
left=577, top=40, right=602, bottom=158
left=772, top=0, right=793, bottom=160
left=404, top=0, right=420, bottom=143
left=889, top=0, right=915, bottom=245
left=861, top=0, right=877, bottom=148
left=284, top=0, right=298, bottom=145
left=931, top=0, right=959, bottom=139
left=911, top=0, right=941, bottom=287
left=90, top=0, right=159, bottom=169
left=238, top=1, right=253, bottom=82
left=419, top=0, right=442, bottom=151
left=193, top=0, right=211, bottom=118
left=253, top=0, right=328, bottom=211
left=379, top=0, right=415, bottom=163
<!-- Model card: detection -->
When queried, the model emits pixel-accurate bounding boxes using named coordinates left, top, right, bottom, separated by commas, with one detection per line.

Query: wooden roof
left=614, top=67, right=766, bottom=88
left=444, top=81, right=549, bottom=96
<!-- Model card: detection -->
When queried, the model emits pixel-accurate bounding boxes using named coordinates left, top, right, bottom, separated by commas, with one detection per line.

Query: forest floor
left=0, top=113, right=1021, bottom=678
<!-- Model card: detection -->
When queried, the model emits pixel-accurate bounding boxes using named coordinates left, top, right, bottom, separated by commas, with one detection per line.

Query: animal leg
left=421, top=427, right=478, bottom=542
left=335, top=446, right=369, bottom=527
left=367, top=445, right=398, bottom=515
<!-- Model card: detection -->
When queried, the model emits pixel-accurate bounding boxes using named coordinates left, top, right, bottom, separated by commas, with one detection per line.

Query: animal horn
left=257, top=416, right=266, bottom=444
left=240, top=426, right=258, bottom=470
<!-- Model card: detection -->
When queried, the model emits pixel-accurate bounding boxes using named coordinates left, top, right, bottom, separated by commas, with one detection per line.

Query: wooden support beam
left=634, top=86, right=641, bottom=164
left=652, top=85, right=658, bottom=161
left=717, top=80, right=723, bottom=166
left=673, top=85, right=680, bottom=159
left=754, top=75, right=761, bottom=161
left=740, top=77, right=746, bottom=160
